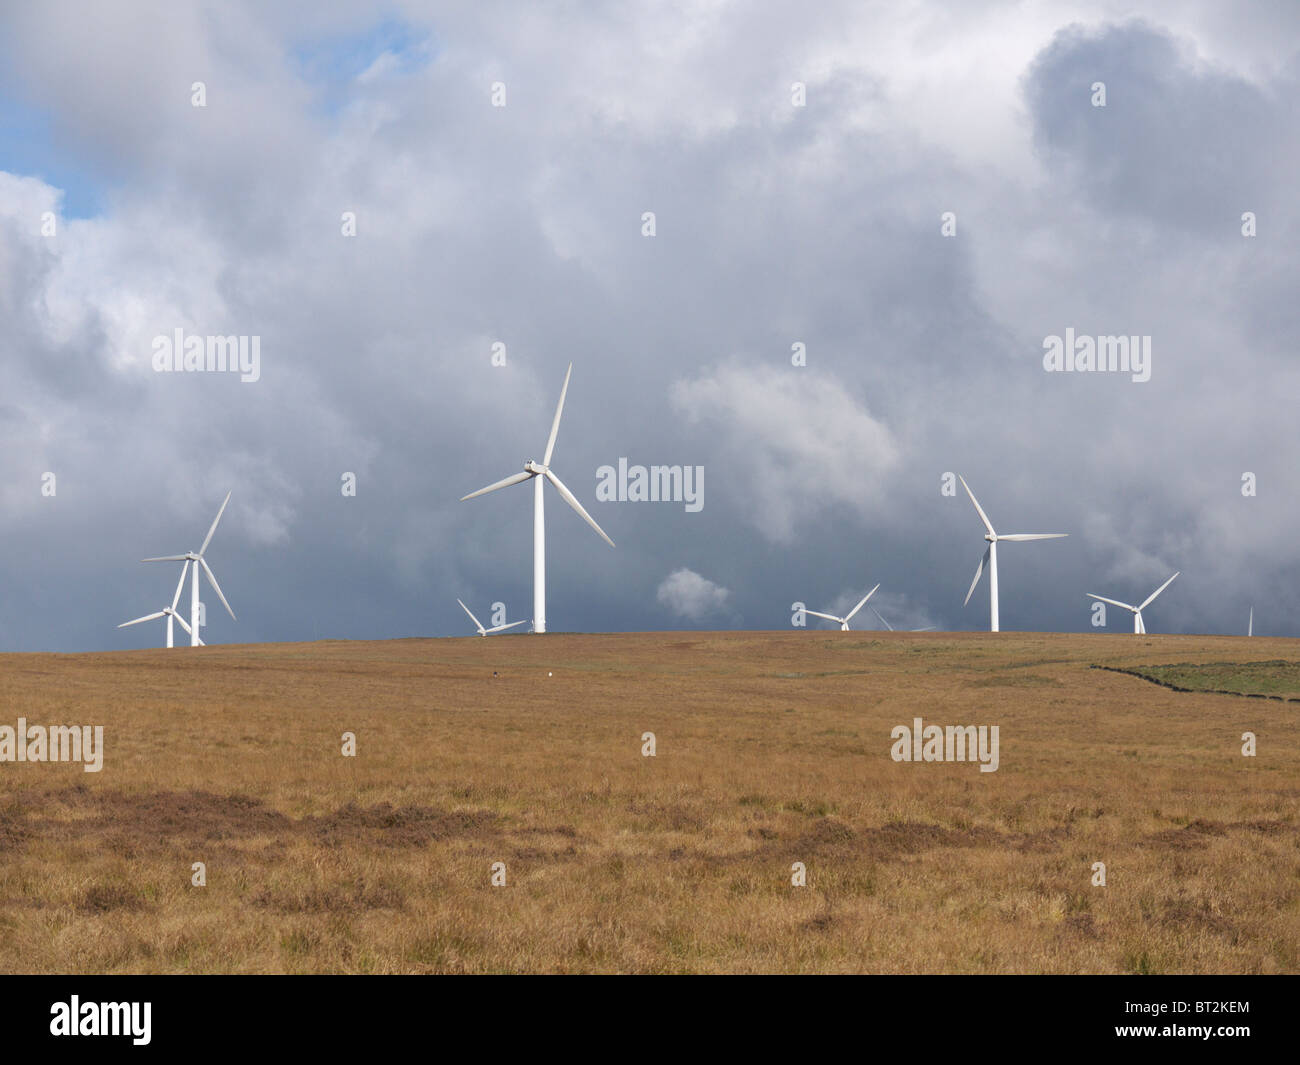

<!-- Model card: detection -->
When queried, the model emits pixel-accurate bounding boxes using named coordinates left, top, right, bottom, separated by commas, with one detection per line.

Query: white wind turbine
left=869, top=606, right=936, bottom=632
left=460, top=363, right=614, bottom=634
left=803, top=584, right=881, bottom=631
left=960, top=475, right=1068, bottom=632
left=1087, top=572, right=1179, bottom=634
left=141, top=491, right=236, bottom=647
left=457, top=599, right=529, bottom=636
left=118, top=560, right=203, bottom=648
left=1248, top=607, right=1254, bottom=637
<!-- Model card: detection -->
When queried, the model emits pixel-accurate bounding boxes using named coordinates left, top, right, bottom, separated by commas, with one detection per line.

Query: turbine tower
left=959, top=475, right=1067, bottom=632
left=119, top=560, right=203, bottom=648
left=803, top=584, right=881, bottom=631
left=1087, top=572, right=1179, bottom=634
left=460, top=364, right=614, bottom=633
left=142, top=491, right=236, bottom=647
left=457, top=599, right=529, bottom=636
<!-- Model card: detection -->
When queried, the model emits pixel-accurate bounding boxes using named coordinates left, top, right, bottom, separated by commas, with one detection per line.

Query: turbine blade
left=142, top=555, right=188, bottom=562
left=175, top=614, right=193, bottom=636
left=844, top=583, right=881, bottom=621
left=460, top=470, right=533, bottom=501
left=488, top=619, right=529, bottom=633
left=1087, top=594, right=1137, bottom=612
left=958, top=476, right=995, bottom=536
left=171, top=560, right=191, bottom=612
left=542, top=362, right=573, bottom=468
left=911, top=626, right=937, bottom=632
left=1248, top=607, right=1253, bottom=637
left=964, top=547, right=990, bottom=606
left=199, top=490, right=232, bottom=555
left=457, top=598, right=484, bottom=631
left=802, top=610, right=842, bottom=623
left=119, top=611, right=166, bottom=628
left=1138, top=571, right=1179, bottom=611
left=870, top=606, right=894, bottom=631
left=998, top=533, right=1068, bottom=541
left=544, top=469, right=614, bottom=547
left=200, top=558, right=236, bottom=620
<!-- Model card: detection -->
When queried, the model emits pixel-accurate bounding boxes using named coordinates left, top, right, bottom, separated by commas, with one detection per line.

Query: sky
left=1, top=0, right=1297, bottom=650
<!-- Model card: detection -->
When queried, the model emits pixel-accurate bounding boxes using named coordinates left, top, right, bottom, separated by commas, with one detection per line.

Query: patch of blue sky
left=290, top=16, right=436, bottom=115
left=0, top=95, right=111, bottom=219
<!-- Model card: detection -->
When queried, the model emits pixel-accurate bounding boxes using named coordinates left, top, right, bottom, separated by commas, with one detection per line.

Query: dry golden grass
left=0, top=630, right=1296, bottom=973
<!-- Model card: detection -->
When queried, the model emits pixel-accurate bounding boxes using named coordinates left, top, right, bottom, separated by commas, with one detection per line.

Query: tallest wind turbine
left=959, top=475, right=1067, bottom=632
left=460, top=364, right=614, bottom=633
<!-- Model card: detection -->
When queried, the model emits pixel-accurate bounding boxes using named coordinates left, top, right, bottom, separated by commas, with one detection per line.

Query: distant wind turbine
left=1087, top=572, right=1179, bottom=634
left=118, top=560, right=202, bottom=647
left=460, top=363, right=614, bottom=634
left=141, top=491, right=236, bottom=647
left=870, top=606, right=936, bottom=632
left=804, top=584, right=881, bottom=631
left=959, top=475, right=1068, bottom=632
left=1248, top=607, right=1254, bottom=637
left=457, top=599, right=529, bottom=636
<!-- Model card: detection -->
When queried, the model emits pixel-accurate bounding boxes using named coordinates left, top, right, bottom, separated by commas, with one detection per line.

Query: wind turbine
left=870, top=606, right=936, bottom=632
left=118, top=560, right=203, bottom=647
left=1248, top=607, right=1254, bottom=637
left=1086, top=572, right=1179, bottom=634
left=460, top=363, right=614, bottom=634
left=141, top=491, right=236, bottom=647
left=803, top=584, right=881, bottom=631
left=457, top=599, right=529, bottom=636
left=959, top=475, right=1067, bottom=632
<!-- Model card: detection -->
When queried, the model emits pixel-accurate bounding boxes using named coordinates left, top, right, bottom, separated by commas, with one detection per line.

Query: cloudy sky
left=1, top=1, right=1297, bottom=650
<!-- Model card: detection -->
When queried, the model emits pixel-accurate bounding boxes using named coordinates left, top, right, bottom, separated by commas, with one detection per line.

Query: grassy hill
left=0, top=631, right=1296, bottom=973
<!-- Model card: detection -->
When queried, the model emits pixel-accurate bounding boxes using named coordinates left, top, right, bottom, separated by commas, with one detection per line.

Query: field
left=1116, top=660, right=1300, bottom=701
left=0, top=631, right=1297, bottom=974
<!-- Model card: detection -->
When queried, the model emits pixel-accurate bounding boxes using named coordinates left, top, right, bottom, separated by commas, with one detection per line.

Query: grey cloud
left=0, top=2, right=1294, bottom=650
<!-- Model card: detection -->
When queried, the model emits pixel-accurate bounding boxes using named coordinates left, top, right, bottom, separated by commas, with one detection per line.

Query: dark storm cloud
left=1025, top=20, right=1290, bottom=234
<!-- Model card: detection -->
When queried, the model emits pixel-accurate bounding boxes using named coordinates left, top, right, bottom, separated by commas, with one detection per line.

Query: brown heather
left=0, top=631, right=1296, bottom=974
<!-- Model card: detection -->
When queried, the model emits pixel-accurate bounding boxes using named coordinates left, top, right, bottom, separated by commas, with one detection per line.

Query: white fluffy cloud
left=671, top=362, right=899, bottom=544
left=656, top=568, right=731, bottom=620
